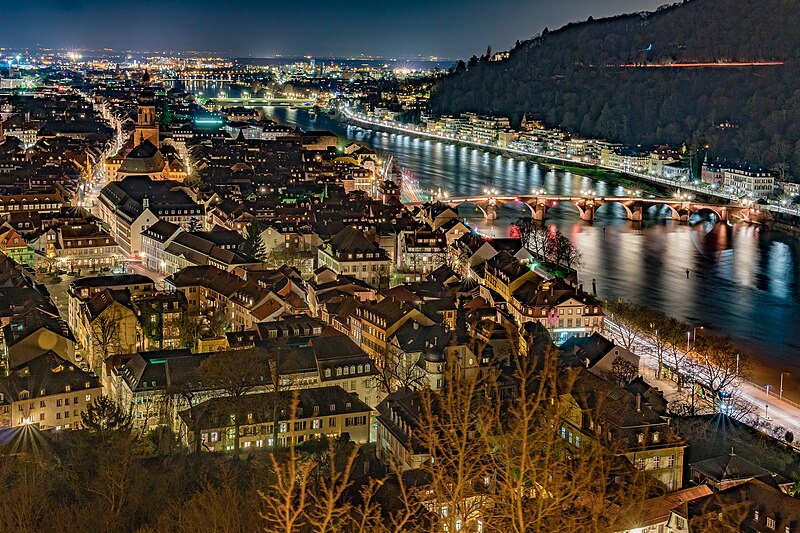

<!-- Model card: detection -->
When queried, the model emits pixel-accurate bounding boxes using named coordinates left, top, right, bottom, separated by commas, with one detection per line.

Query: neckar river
left=263, top=107, right=800, bottom=399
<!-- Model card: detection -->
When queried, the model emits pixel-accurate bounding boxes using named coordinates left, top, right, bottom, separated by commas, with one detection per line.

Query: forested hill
left=431, top=0, right=800, bottom=174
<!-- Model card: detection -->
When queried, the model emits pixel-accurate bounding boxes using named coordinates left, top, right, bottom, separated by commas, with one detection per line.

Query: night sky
left=5, top=0, right=666, bottom=58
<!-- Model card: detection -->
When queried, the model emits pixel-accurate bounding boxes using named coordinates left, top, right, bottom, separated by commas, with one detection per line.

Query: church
left=109, top=70, right=187, bottom=182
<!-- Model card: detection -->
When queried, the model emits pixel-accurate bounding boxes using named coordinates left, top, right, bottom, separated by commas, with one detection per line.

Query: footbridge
left=410, top=193, right=767, bottom=223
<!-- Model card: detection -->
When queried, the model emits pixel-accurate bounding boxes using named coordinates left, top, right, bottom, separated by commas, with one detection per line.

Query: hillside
left=431, top=0, right=800, bottom=175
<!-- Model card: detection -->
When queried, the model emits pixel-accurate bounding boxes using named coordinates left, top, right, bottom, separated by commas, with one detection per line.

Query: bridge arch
left=593, top=200, right=634, bottom=220
left=692, top=206, right=724, bottom=221
left=495, top=199, right=536, bottom=218
left=542, top=199, right=587, bottom=220
left=645, top=203, right=681, bottom=221
left=454, top=202, right=488, bottom=219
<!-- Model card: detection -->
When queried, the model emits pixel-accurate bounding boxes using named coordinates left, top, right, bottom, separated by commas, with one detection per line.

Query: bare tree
left=370, top=342, right=427, bottom=394
left=695, top=335, right=750, bottom=403
left=199, top=348, right=269, bottom=455
left=605, top=300, right=644, bottom=351
left=164, top=365, right=206, bottom=453
left=606, top=356, right=639, bottom=385
left=89, top=308, right=122, bottom=370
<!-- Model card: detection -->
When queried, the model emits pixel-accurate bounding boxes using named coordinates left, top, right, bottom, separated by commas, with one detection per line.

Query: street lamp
left=765, top=384, right=771, bottom=419
left=692, top=326, right=703, bottom=344
left=780, top=372, right=790, bottom=401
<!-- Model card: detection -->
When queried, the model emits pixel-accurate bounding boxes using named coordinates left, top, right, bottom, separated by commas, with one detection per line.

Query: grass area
left=548, top=163, right=663, bottom=196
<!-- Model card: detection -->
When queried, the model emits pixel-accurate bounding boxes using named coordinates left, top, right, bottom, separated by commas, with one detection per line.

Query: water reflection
left=261, top=106, right=800, bottom=394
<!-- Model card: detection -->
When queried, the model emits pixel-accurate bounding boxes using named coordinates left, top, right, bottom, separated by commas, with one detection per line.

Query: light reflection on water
left=250, top=104, right=800, bottom=397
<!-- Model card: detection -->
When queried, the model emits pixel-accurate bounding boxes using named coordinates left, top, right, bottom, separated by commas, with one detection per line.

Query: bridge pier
left=532, top=205, right=547, bottom=222
left=579, top=205, right=595, bottom=222
left=628, top=204, right=643, bottom=222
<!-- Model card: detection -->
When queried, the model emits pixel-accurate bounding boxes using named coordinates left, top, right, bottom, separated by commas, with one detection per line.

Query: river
left=257, top=107, right=800, bottom=400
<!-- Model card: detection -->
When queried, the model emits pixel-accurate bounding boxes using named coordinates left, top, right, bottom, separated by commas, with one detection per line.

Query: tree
left=605, top=300, right=644, bottom=351
left=513, top=217, right=549, bottom=262
left=187, top=216, right=203, bottom=232
left=89, top=308, right=122, bottom=371
left=370, top=342, right=427, bottom=394
left=160, top=101, right=174, bottom=125
left=607, top=356, right=639, bottom=385
left=81, top=395, right=132, bottom=438
left=266, top=240, right=310, bottom=272
left=239, top=218, right=267, bottom=261
left=164, top=365, right=206, bottom=453
left=199, top=348, right=270, bottom=455
left=694, top=335, right=749, bottom=404
left=204, top=308, right=229, bottom=338
left=177, top=312, right=203, bottom=351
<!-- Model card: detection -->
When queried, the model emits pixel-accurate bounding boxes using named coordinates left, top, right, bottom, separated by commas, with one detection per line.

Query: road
left=605, top=320, right=800, bottom=438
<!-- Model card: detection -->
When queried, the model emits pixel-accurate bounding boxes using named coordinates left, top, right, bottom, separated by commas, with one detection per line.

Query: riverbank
left=545, top=163, right=662, bottom=196
left=337, top=108, right=746, bottom=203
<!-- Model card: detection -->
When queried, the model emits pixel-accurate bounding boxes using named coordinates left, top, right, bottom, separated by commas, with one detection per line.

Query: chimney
left=413, top=321, right=419, bottom=330
left=549, top=285, right=554, bottom=297
left=635, top=394, right=641, bottom=413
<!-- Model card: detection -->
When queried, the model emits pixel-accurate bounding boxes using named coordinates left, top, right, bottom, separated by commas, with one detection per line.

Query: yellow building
left=559, top=368, right=686, bottom=491
left=0, top=351, right=102, bottom=430
left=179, top=385, right=372, bottom=452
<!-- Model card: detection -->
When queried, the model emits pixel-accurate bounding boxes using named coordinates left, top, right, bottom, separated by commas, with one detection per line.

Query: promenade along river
left=264, top=107, right=800, bottom=401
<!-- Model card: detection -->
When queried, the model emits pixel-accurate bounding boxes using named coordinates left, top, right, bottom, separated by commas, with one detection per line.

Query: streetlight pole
left=765, top=384, right=771, bottom=419
left=693, top=326, right=703, bottom=344
left=686, top=330, right=691, bottom=353
left=780, top=372, right=789, bottom=401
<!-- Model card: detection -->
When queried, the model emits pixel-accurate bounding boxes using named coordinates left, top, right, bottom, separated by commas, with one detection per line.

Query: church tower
left=134, top=70, right=159, bottom=148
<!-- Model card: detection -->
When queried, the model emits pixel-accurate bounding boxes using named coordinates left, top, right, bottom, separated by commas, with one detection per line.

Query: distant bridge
left=206, top=97, right=315, bottom=107
left=408, top=193, right=768, bottom=223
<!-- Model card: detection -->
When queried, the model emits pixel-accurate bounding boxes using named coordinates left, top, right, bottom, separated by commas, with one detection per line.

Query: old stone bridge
left=411, top=193, right=768, bottom=223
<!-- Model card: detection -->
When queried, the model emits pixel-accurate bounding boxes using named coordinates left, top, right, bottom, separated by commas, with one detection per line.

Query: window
left=637, top=433, right=644, bottom=444
left=330, top=404, right=336, bottom=412
left=312, top=419, right=321, bottom=429
left=653, top=456, right=660, bottom=469
left=754, top=511, right=759, bottom=521
left=329, top=417, right=336, bottom=427
left=210, top=432, right=218, bottom=442
left=767, top=517, right=775, bottom=529
left=652, top=431, right=660, bottom=443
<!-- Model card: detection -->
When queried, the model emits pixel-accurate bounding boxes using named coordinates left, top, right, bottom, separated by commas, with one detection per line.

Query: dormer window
left=652, top=432, right=660, bottom=443
left=637, top=433, right=644, bottom=444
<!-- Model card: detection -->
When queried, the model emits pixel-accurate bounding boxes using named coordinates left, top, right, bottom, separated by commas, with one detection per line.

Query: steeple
left=142, top=68, right=151, bottom=85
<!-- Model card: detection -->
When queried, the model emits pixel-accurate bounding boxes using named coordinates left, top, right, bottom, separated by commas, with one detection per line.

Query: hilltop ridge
left=432, top=0, right=800, bottom=173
